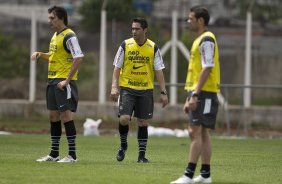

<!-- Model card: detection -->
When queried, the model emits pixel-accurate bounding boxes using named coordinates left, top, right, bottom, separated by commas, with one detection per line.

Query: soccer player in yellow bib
left=171, top=6, right=220, bottom=184
left=110, top=18, right=168, bottom=163
left=31, top=6, right=84, bottom=163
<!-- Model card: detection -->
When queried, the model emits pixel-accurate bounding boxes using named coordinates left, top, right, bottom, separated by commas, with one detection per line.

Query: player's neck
left=56, top=25, right=68, bottom=34
left=135, top=36, right=147, bottom=46
left=197, top=27, right=207, bottom=36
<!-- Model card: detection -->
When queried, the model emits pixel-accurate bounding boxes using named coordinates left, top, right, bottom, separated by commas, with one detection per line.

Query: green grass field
left=0, top=135, right=281, bottom=184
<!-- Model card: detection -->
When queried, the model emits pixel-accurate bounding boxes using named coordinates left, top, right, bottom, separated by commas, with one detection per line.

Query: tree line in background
left=239, top=0, right=282, bottom=25
left=2, top=0, right=282, bottom=80
left=0, top=32, right=29, bottom=79
left=1, top=0, right=282, bottom=100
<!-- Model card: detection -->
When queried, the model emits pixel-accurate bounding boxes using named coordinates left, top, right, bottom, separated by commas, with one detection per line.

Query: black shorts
left=46, top=80, right=78, bottom=112
left=188, top=91, right=219, bottom=129
left=118, top=87, right=154, bottom=120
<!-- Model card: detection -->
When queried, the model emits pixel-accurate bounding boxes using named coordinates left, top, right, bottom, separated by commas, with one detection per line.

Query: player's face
left=48, top=12, right=63, bottom=31
left=132, top=22, right=146, bottom=41
left=187, top=12, right=199, bottom=32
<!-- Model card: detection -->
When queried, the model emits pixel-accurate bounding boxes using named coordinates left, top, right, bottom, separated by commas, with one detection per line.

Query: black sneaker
left=137, top=157, right=149, bottom=163
left=116, top=148, right=126, bottom=161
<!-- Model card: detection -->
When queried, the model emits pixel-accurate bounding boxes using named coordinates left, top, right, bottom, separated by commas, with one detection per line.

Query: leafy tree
left=79, top=0, right=157, bottom=32
left=79, top=0, right=135, bottom=32
left=0, top=32, right=29, bottom=79
left=239, top=0, right=282, bottom=25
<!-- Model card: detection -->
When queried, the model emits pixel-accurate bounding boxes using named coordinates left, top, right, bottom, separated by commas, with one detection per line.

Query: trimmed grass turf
left=0, top=135, right=281, bottom=184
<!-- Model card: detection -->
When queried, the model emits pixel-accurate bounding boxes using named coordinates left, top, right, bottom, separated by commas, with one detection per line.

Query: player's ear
left=198, top=17, right=205, bottom=26
left=144, top=28, right=148, bottom=34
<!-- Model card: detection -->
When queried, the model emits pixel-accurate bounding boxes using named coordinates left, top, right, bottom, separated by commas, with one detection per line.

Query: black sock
left=119, top=123, right=129, bottom=150
left=184, top=162, right=197, bottom=179
left=64, top=120, right=77, bottom=160
left=137, top=126, right=148, bottom=158
left=200, top=164, right=210, bottom=178
left=49, top=121, right=62, bottom=158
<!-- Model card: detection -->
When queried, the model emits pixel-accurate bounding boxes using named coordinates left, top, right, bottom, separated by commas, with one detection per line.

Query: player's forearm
left=155, top=70, right=166, bottom=91
left=66, top=57, right=82, bottom=83
left=38, top=52, right=50, bottom=61
left=195, top=67, right=211, bottom=94
left=111, top=67, right=120, bottom=89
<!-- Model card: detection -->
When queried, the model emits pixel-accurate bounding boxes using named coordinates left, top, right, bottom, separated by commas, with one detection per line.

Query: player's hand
left=57, top=80, right=68, bottom=91
left=110, top=87, right=119, bottom=102
left=160, top=94, right=168, bottom=108
left=183, top=99, right=190, bottom=114
left=188, top=97, right=198, bottom=111
left=31, top=52, right=41, bottom=61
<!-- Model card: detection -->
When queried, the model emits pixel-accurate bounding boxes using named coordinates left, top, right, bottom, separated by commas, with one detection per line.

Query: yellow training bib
left=185, top=31, right=220, bottom=92
left=119, top=38, right=155, bottom=90
left=48, top=28, right=78, bottom=80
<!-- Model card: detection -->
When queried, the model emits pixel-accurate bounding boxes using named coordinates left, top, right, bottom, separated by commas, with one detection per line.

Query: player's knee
left=137, top=119, right=148, bottom=126
left=188, top=127, right=201, bottom=140
left=120, top=115, right=130, bottom=125
left=49, top=112, right=60, bottom=122
left=60, top=111, right=72, bottom=123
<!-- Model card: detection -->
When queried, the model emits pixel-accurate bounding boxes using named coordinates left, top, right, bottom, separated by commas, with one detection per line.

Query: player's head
left=190, top=5, right=210, bottom=26
left=131, top=18, right=148, bottom=43
left=132, top=18, right=148, bottom=30
left=48, top=6, right=68, bottom=26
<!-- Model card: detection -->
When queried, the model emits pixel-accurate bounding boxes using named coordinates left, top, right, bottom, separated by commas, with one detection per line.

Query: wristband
left=161, top=90, right=167, bottom=95
left=191, top=92, right=199, bottom=98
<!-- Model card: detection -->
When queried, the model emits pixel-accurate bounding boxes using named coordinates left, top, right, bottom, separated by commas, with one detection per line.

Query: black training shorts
left=118, top=87, right=154, bottom=120
left=188, top=91, right=219, bottom=129
left=46, top=80, right=78, bottom=112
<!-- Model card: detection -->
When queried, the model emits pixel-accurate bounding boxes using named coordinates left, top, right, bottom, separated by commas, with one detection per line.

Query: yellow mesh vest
left=48, top=28, right=78, bottom=80
left=185, top=31, right=220, bottom=92
left=119, top=38, right=155, bottom=90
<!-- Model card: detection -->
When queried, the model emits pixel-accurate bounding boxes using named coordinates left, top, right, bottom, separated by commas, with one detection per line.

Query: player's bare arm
left=57, top=57, right=83, bottom=91
left=183, top=97, right=190, bottom=114
left=188, top=67, right=212, bottom=111
left=194, top=67, right=212, bottom=94
left=110, top=67, right=121, bottom=101
left=31, top=52, right=50, bottom=61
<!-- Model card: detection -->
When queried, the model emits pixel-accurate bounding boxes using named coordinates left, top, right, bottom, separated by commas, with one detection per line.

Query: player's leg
left=135, top=89, right=153, bottom=163
left=119, top=115, right=131, bottom=150
left=193, top=128, right=212, bottom=183
left=183, top=94, right=206, bottom=179
left=171, top=92, right=204, bottom=183
left=58, top=110, right=77, bottom=162
left=116, top=88, right=135, bottom=161
left=56, top=82, right=78, bottom=163
left=116, top=115, right=130, bottom=161
left=136, top=118, right=149, bottom=163
left=201, top=127, right=212, bottom=167
left=170, top=125, right=203, bottom=184
left=194, top=92, right=217, bottom=183
left=49, top=110, right=61, bottom=159
left=186, top=125, right=202, bottom=177
left=36, top=85, right=61, bottom=162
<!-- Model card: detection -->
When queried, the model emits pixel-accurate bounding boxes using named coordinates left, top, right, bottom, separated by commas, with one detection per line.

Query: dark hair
left=48, top=6, right=68, bottom=26
left=132, top=17, right=148, bottom=29
left=190, top=5, right=210, bottom=26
